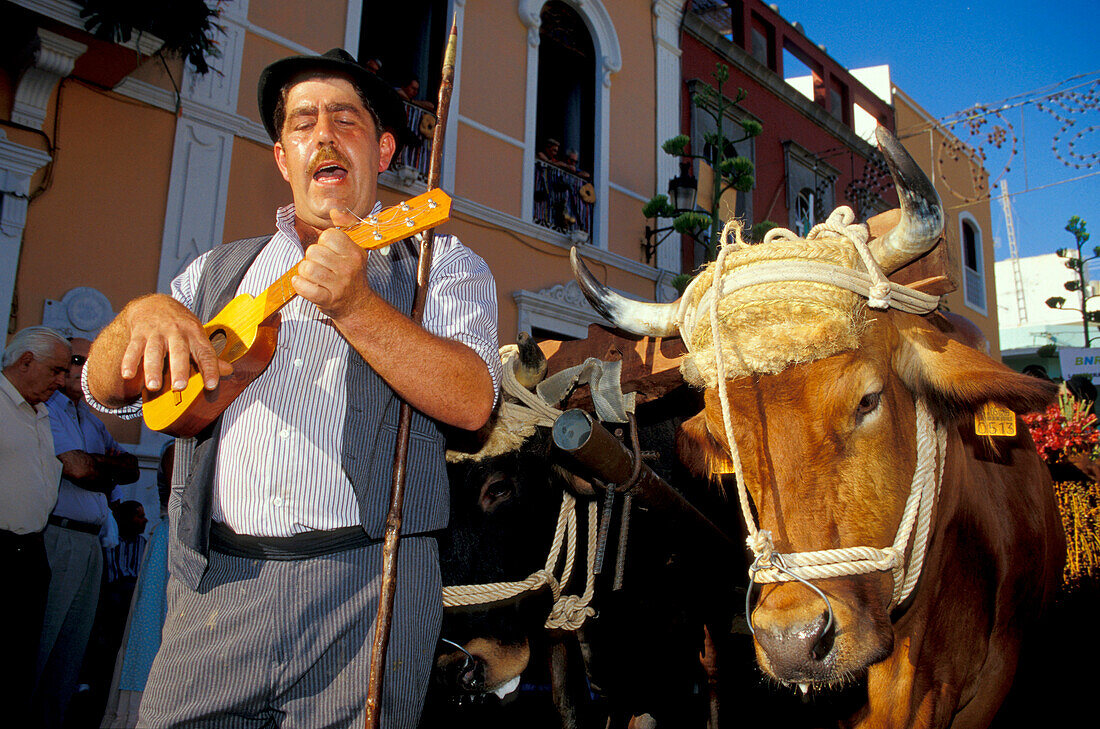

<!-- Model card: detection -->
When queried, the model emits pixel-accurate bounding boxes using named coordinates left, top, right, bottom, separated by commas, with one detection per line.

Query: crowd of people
left=1, top=328, right=162, bottom=728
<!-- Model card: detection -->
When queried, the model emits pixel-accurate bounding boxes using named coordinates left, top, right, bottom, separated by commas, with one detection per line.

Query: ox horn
left=513, top=331, right=548, bottom=389
left=869, top=126, right=945, bottom=274
left=570, top=247, right=681, bottom=337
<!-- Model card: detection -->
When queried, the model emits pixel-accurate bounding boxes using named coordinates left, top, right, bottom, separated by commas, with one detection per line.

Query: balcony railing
left=393, top=102, right=435, bottom=183
left=533, top=160, right=593, bottom=239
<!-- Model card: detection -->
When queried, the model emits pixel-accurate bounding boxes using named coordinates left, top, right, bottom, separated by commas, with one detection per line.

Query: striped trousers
left=138, top=536, right=441, bottom=729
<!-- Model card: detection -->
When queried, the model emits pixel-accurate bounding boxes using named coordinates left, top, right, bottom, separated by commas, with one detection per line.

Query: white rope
left=687, top=209, right=947, bottom=609
left=442, top=492, right=598, bottom=630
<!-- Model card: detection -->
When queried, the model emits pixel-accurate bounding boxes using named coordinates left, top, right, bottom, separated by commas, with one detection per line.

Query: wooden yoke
left=364, top=20, right=458, bottom=729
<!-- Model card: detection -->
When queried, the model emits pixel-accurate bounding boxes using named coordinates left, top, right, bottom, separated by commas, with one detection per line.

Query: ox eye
left=479, top=474, right=515, bottom=513
left=856, top=391, right=882, bottom=420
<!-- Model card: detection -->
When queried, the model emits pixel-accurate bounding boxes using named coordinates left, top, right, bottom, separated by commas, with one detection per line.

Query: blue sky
left=772, top=0, right=1100, bottom=262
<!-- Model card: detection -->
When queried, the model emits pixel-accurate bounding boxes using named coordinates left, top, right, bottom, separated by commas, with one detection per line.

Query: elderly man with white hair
left=1, top=325, right=70, bottom=727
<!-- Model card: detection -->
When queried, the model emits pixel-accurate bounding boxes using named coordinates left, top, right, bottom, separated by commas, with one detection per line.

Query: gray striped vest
left=170, top=235, right=448, bottom=589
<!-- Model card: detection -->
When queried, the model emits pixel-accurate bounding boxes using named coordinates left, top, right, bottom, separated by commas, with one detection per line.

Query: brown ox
left=571, top=128, right=1064, bottom=728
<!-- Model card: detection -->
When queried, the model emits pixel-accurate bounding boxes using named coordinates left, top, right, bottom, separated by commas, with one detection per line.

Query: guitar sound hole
left=209, top=329, right=228, bottom=356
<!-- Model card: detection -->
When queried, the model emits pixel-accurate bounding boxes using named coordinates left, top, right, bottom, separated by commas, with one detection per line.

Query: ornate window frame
left=518, top=0, right=621, bottom=250
left=959, top=211, right=987, bottom=315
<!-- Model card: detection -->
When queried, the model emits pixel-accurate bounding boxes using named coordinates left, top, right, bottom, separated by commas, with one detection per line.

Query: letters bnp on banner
left=1057, top=347, right=1100, bottom=382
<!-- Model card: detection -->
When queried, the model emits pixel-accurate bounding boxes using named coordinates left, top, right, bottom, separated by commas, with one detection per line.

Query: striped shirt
left=91, top=203, right=500, bottom=537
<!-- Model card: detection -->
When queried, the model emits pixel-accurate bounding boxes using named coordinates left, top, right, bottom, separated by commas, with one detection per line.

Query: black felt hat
left=257, top=48, right=408, bottom=152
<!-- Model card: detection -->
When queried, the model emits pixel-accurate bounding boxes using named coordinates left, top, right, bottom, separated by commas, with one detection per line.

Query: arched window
left=520, top=0, right=621, bottom=249
left=960, top=214, right=986, bottom=313
left=532, top=2, right=596, bottom=239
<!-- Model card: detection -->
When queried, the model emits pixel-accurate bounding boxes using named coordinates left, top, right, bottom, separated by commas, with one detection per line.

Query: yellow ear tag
left=974, top=402, right=1016, bottom=437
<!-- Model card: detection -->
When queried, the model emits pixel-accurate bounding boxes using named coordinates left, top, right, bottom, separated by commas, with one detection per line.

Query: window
left=358, top=0, right=447, bottom=102
left=533, top=1, right=596, bottom=238
left=783, top=141, right=836, bottom=236
left=358, top=0, right=447, bottom=182
left=960, top=214, right=986, bottom=312
left=690, top=0, right=744, bottom=45
left=519, top=0, right=620, bottom=248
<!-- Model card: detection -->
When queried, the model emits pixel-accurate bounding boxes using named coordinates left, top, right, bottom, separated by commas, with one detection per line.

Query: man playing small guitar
left=84, top=48, right=501, bottom=728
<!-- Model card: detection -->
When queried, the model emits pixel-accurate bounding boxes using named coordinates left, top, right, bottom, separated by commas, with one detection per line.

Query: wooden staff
left=364, top=19, right=458, bottom=729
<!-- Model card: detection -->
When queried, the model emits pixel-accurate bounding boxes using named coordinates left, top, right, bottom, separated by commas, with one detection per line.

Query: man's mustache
left=309, top=145, right=351, bottom=175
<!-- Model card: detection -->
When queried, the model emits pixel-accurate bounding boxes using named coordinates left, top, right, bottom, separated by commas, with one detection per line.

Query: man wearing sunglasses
left=36, top=337, right=138, bottom=728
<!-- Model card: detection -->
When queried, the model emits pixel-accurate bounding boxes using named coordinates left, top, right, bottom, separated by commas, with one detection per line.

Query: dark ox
left=429, top=336, right=728, bottom=728
left=572, top=128, right=1064, bottom=728
left=426, top=336, right=596, bottom=725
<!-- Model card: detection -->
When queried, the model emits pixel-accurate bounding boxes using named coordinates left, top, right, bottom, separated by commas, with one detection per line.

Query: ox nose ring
left=745, top=553, right=835, bottom=642
left=439, top=637, right=477, bottom=673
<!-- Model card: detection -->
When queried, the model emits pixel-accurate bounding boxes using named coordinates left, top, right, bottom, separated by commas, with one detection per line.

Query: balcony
left=533, top=160, right=593, bottom=241
left=392, top=102, right=435, bottom=184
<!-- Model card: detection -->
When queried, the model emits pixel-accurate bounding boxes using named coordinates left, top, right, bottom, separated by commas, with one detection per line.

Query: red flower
left=1023, top=396, right=1099, bottom=463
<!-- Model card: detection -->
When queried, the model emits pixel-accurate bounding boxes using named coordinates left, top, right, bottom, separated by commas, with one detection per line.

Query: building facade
left=1, top=0, right=669, bottom=511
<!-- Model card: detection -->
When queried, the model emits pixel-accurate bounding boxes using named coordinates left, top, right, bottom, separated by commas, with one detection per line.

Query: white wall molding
left=513, top=280, right=603, bottom=339
left=652, top=0, right=684, bottom=274
left=12, top=28, right=87, bottom=130
left=10, top=0, right=163, bottom=55
left=444, top=193, right=660, bottom=283
left=42, top=286, right=115, bottom=338
left=457, top=115, right=526, bottom=149
left=0, top=131, right=53, bottom=359
left=156, top=121, right=235, bottom=294
left=608, top=180, right=650, bottom=203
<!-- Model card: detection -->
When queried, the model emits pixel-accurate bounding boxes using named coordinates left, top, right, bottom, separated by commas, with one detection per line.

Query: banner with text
left=1058, top=347, right=1100, bottom=382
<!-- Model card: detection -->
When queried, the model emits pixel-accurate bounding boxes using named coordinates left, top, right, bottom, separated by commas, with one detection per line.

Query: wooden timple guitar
left=142, top=189, right=452, bottom=437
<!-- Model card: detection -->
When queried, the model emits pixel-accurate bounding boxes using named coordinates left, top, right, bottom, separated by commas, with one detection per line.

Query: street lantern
left=643, top=162, right=699, bottom=264
left=668, top=161, right=698, bottom=213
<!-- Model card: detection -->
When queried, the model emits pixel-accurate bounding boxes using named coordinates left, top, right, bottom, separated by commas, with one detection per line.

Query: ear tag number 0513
left=974, top=402, right=1016, bottom=437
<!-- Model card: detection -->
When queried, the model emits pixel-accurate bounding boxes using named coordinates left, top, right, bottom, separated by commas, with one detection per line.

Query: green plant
left=643, top=62, right=761, bottom=264
left=77, top=0, right=226, bottom=75
left=1047, top=216, right=1097, bottom=345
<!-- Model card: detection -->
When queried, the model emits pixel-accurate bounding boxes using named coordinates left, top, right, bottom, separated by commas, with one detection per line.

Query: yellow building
left=849, top=65, right=1001, bottom=356
left=2, top=0, right=683, bottom=501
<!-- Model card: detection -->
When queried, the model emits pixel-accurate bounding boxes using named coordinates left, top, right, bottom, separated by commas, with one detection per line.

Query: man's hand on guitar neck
left=292, top=211, right=495, bottom=432
left=87, top=294, right=233, bottom=408
left=292, top=209, right=376, bottom=321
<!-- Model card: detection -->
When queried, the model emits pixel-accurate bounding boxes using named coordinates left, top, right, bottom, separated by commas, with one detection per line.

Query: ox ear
left=677, top=410, right=736, bottom=480
left=895, top=314, right=1058, bottom=419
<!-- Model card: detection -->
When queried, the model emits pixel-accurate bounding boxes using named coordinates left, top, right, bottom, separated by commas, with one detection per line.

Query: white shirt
left=0, top=373, right=61, bottom=533
left=91, top=203, right=500, bottom=537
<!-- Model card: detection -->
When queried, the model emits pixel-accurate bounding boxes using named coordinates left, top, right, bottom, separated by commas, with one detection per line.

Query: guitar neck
left=251, top=190, right=452, bottom=321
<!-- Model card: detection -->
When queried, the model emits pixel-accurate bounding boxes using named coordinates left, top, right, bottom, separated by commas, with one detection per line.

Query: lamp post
left=643, top=161, right=698, bottom=264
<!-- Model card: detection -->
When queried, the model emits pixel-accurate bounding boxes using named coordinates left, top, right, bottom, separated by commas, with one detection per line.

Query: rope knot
left=747, top=529, right=775, bottom=562
left=867, top=281, right=893, bottom=310
left=545, top=594, right=596, bottom=630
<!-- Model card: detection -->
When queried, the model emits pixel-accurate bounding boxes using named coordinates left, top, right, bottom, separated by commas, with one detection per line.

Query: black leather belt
left=209, top=522, right=383, bottom=561
left=48, top=515, right=101, bottom=535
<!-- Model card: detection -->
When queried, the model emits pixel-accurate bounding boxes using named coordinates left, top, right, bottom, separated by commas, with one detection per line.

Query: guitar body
left=142, top=294, right=280, bottom=437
